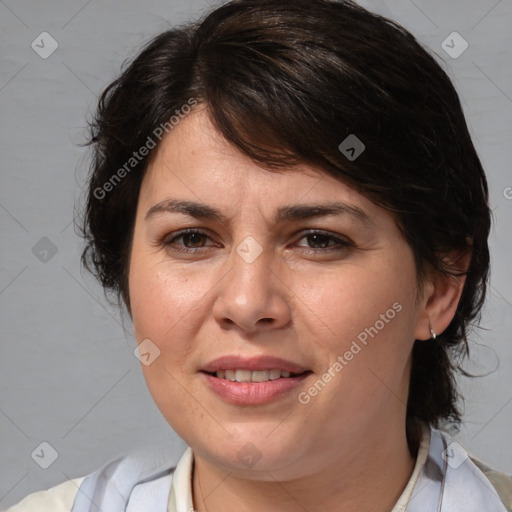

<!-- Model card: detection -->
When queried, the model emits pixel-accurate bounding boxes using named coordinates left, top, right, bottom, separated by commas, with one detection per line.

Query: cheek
left=129, top=255, right=206, bottom=341
left=128, top=254, right=211, bottom=433
left=293, top=257, right=418, bottom=420
left=128, top=251, right=226, bottom=388
left=291, top=261, right=417, bottom=426
left=295, top=256, right=418, bottom=354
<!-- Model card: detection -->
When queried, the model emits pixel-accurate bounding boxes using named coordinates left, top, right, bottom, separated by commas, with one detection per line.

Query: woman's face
left=128, top=108, right=430, bottom=479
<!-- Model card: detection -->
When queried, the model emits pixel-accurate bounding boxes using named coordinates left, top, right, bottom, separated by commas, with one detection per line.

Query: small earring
left=429, top=326, right=437, bottom=340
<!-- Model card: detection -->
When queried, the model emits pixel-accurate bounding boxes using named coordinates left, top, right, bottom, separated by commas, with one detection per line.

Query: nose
left=212, top=237, right=292, bottom=334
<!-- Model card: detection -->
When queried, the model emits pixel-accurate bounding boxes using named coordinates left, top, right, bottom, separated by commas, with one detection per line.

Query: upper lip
left=201, top=355, right=310, bottom=374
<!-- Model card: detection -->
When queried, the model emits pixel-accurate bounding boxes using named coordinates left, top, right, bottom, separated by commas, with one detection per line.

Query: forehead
left=143, top=109, right=319, bottom=191
left=139, top=108, right=386, bottom=224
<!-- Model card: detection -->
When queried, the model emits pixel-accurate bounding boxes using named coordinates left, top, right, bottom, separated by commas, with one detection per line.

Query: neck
left=192, top=421, right=418, bottom=512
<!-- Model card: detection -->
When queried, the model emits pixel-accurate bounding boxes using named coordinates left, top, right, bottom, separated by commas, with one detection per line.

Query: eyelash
left=163, top=228, right=353, bottom=254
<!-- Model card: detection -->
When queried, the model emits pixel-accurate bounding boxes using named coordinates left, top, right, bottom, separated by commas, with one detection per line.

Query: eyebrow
left=145, top=199, right=375, bottom=227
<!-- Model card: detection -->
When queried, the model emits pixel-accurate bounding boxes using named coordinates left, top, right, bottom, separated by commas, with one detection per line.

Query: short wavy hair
left=79, top=0, right=491, bottom=430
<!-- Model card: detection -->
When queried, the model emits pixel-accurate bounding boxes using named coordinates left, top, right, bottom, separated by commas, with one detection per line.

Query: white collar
left=392, top=421, right=431, bottom=511
left=168, top=446, right=194, bottom=512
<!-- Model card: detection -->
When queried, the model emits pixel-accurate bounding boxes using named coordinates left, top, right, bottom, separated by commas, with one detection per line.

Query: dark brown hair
left=79, top=0, right=491, bottom=430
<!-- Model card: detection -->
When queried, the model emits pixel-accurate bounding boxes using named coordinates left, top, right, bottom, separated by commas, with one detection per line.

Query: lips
left=200, top=355, right=310, bottom=374
left=199, top=355, right=312, bottom=405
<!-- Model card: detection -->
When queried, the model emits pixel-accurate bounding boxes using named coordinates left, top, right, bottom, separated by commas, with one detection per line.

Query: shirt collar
left=168, top=446, right=194, bottom=512
left=392, top=421, right=431, bottom=511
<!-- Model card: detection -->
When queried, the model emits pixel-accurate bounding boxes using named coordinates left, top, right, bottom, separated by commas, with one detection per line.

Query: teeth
left=269, top=369, right=281, bottom=380
left=251, top=370, right=269, bottom=382
left=214, top=369, right=296, bottom=382
left=235, top=369, right=251, bottom=382
left=225, top=369, right=236, bottom=381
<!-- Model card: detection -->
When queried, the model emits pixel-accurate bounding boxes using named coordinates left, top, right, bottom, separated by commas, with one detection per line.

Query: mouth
left=201, top=369, right=310, bottom=382
left=199, top=355, right=312, bottom=404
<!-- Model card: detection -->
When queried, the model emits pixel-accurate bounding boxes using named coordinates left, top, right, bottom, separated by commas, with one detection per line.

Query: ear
left=413, top=250, right=471, bottom=341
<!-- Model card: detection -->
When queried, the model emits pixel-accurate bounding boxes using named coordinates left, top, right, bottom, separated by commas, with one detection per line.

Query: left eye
left=164, top=229, right=351, bottom=252
left=296, top=232, right=351, bottom=250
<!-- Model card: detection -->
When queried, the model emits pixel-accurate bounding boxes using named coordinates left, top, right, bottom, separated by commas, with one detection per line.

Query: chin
left=193, top=433, right=306, bottom=476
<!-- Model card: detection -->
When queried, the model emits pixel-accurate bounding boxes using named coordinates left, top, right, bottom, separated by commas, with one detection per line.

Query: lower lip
left=201, top=372, right=311, bottom=405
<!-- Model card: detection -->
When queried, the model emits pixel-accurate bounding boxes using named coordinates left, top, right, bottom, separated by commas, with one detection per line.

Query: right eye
left=163, top=229, right=216, bottom=253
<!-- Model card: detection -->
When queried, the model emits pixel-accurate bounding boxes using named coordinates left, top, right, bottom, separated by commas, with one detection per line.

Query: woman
left=6, top=0, right=511, bottom=510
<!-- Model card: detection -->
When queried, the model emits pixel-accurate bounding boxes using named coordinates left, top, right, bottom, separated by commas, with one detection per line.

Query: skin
left=128, top=107, right=466, bottom=512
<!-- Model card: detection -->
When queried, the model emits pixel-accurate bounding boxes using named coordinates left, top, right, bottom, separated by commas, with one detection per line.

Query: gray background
left=0, top=0, right=511, bottom=508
